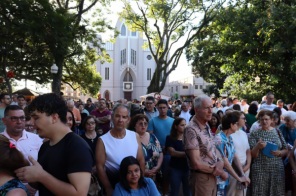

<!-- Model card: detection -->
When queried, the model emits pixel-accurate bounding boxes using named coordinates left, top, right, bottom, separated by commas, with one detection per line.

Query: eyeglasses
left=25, top=124, right=34, bottom=129
left=7, top=116, right=26, bottom=122
left=86, top=122, right=96, bottom=126
left=137, top=122, right=148, bottom=127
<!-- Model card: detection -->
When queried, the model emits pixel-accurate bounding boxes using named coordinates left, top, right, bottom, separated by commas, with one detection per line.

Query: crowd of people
left=1, top=91, right=296, bottom=196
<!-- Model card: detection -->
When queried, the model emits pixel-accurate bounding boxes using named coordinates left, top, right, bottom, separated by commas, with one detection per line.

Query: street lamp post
left=51, top=64, right=58, bottom=93
left=255, top=75, right=260, bottom=83
left=51, top=64, right=58, bottom=74
left=255, top=75, right=261, bottom=101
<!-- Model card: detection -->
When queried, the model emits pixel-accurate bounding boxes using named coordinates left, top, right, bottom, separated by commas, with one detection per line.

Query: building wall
left=168, top=76, right=210, bottom=100
left=95, top=18, right=159, bottom=101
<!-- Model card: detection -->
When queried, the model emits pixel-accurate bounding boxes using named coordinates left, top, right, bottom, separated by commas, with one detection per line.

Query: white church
left=95, top=18, right=167, bottom=102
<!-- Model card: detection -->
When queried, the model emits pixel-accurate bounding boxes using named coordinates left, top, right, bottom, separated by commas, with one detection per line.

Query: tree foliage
left=188, top=0, right=296, bottom=102
left=120, top=0, right=226, bottom=94
left=0, top=0, right=111, bottom=96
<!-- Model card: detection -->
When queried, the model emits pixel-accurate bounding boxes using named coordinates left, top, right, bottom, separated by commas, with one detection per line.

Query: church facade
left=96, top=19, right=164, bottom=101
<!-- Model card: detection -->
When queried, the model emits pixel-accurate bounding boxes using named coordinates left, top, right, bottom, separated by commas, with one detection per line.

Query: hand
left=212, top=160, right=224, bottom=177
left=271, top=150, right=282, bottom=157
left=145, top=169, right=156, bottom=177
left=150, top=167, right=159, bottom=175
left=239, top=176, right=250, bottom=186
left=15, top=156, right=44, bottom=183
left=256, top=138, right=266, bottom=150
left=25, top=184, right=37, bottom=196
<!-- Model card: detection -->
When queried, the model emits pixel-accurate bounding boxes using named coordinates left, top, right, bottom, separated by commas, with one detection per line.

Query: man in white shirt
left=2, top=105, right=43, bottom=195
left=179, top=102, right=191, bottom=124
left=258, top=92, right=276, bottom=111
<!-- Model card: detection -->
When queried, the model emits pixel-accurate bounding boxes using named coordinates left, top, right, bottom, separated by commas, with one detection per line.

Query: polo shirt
left=2, top=130, right=43, bottom=161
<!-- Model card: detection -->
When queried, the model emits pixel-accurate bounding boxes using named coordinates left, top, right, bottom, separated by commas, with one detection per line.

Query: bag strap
left=276, top=128, right=286, bottom=150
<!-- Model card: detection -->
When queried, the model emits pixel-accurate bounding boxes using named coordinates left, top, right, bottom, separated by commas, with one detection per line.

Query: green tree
left=188, top=0, right=296, bottom=102
left=120, top=0, right=226, bottom=93
left=0, top=0, right=111, bottom=95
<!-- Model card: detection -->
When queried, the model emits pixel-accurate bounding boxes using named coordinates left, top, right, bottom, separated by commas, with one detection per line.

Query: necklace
left=85, top=132, right=96, bottom=142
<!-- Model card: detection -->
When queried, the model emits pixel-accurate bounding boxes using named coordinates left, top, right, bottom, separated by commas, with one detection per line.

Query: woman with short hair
left=249, top=109, right=287, bottom=196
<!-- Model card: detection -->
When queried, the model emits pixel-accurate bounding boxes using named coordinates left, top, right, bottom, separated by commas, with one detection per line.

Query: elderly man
left=96, top=104, right=145, bottom=196
left=183, top=95, right=228, bottom=196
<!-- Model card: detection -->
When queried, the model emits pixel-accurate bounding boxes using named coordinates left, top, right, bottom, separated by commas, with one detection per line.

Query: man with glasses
left=1, top=105, right=42, bottom=161
left=1, top=105, right=43, bottom=195
left=0, top=93, right=11, bottom=132
left=144, top=96, right=159, bottom=120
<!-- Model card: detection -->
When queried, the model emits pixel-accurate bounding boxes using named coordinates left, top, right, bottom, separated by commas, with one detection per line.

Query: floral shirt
left=214, top=131, right=236, bottom=187
left=0, top=179, right=29, bottom=196
left=142, top=133, right=162, bottom=170
left=183, top=116, right=219, bottom=168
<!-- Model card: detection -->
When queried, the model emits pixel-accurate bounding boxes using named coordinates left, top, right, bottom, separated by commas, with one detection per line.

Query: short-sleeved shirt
left=2, top=130, right=43, bottom=161
left=142, top=133, right=162, bottom=170
left=91, top=109, right=111, bottom=134
left=215, top=131, right=235, bottom=164
left=38, top=132, right=94, bottom=196
left=165, top=135, right=188, bottom=170
left=279, top=124, right=296, bottom=146
left=147, top=116, right=174, bottom=147
left=183, top=116, right=219, bottom=169
left=0, top=179, right=29, bottom=196
left=112, top=177, right=161, bottom=196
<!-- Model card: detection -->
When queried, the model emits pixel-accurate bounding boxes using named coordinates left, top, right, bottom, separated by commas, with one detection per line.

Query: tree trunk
left=147, top=66, right=161, bottom=93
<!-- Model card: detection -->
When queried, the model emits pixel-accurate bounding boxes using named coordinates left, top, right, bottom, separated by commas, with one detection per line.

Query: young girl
left=0, top=135, right=30, bottom=196
left=165, top=118, right=190, bottom=196
left=113, top=156, right=160, bottom=195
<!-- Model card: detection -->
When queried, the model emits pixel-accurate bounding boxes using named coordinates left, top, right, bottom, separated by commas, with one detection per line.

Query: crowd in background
left=1, top=91, right=296, bottom=196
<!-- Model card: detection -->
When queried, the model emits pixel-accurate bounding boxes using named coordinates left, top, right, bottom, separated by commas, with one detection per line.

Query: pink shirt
left=183, top=116, right=219, bottom=168
left=2, top=130, right=43, bottom=161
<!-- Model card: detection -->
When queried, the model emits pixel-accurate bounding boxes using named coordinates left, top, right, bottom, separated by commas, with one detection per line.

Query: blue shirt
left=112, top=177, right=160, bottom=196
left=148, top=116, right=174, bottom=147
left=215, top=131, right=236, bottom=187
left=279, top=124, right=296, bottom=146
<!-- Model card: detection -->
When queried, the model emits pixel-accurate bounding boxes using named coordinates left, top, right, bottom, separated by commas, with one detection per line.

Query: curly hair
left=127, top=114, right=149, bottom=132
left=28, top=93, right=68, bottom=124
